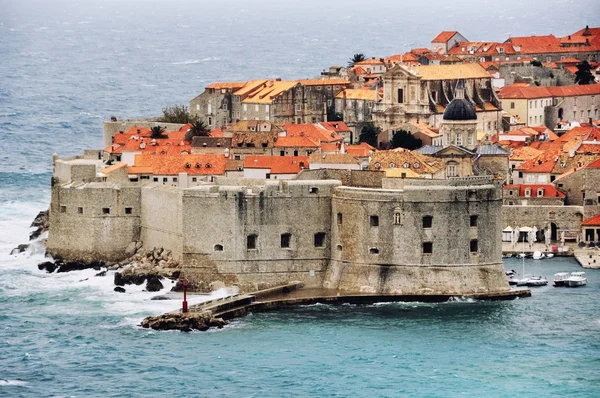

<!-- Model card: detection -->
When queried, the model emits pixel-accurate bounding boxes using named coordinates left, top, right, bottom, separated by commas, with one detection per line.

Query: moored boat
left=526, top=275, right=548, bottom=286
left=533, top=250, right=544, bottom=260
left=545, top=253, right=554, bottom=259
left=565, top=272, right=587, bottom=287
left=553, top=272, right=569, bottom=287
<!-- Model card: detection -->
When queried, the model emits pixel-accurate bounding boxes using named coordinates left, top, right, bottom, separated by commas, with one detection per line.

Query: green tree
left=150, top=125, right=167, bottom=139
left=358, top=123, right=381, bottom=147
left=391, top=130, right=422, bottom=150
left=348, top=53, right=366, bottom=67
left=530, top=60, right=542, bottom=67
left=160, top=104, right=193, bottom=124
left=574, top=61, right=595, bottom=85
left=184, top=120, right=210, bottom=142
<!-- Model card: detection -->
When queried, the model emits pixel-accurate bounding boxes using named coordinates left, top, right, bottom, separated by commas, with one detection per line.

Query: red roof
left=282, top=124, right=343, bottom=144
left=504, top=184, right=565, bottom=198
left=131, top=154, right=227, bottom=176
left=432, top=31, right=458, bottom=43
left=582, top=214, right=600, bottom=226
left=274, top=135, right=320, bottom=148
left=499, top=84, right=600, bottom=100
left=586, top=157, right=600, bottom=169
left=244, top=155, right=309, bottom=174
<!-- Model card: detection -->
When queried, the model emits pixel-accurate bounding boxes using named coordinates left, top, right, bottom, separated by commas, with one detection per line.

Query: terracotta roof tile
left=131, top=154, right=227, bottom=176
left=582, top=214, right=600, bottom=226
left=244, top=155, right=309, bottom=174
left=504, top=184, right=565, bottom=198
left=432, top=31, right=459, bottom=43
left=309, top=153, right=360, bottom=164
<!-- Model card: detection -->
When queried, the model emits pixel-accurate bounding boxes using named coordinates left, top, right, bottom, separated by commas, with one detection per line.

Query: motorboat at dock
left=553, top=272, right=570, bottom=287
left=565, top=272, right=587, bottom=287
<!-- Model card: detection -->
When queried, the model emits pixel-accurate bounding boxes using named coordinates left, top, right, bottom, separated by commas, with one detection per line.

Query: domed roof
left=443, top=98, right=477, bottom=121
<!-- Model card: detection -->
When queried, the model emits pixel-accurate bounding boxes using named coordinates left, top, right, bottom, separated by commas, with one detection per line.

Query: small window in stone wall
left=214, top=244, right=224, bottom=251
left=59, top=206, right=66, bottom=213
left=422, top=216, right=433, bottom=228
left=470, top=215, right=478, bottom=227
left=369, top=247, right=380, bottom=254
left=314, top=232, right=326, bottom=248
left=336, top=244, right=343, bottom=251
left=125, top=207, right=133, bottom=215
left=394, top=212, right=401, bottom=225
left=423, top=242, right=433, bottom=254
left=247, top=235, right=257, bottom=250
left=102, top=208, right=110, bottom=215
left=470, top=239, right=478, bottom=253
left=310, top=187, right=319, bottom=194
left=77, top=207, right=83, bottom=214
left=337, top=213, right=343, bottom=225
left=370, top=215, right=379, bottom=227
left=281, top=233, right=291, bottom=248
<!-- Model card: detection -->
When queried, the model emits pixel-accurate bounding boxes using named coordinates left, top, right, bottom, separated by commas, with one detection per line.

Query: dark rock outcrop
left=146, top=277, right=164, bottom=292
left=151, top=295, right=171, bottom=301
left=38, top=261, right=57, bottom=273
left=29, top=210, right=49, bottom=241
left=10, top=244, right=29, bottom=255
left=140, top=312, right=227, bottom=332
left=114, top=287, right=126, bottom=293
left=95, top=270, right=107, bottom=277
left=37, top=260, right=104, bottom=273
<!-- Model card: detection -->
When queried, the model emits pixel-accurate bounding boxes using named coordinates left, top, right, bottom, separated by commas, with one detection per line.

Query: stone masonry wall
left=47, top=183, right=141, bottom=262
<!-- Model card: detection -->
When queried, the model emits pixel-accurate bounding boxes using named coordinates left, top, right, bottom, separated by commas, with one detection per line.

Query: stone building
left=47, top=153, right=510, bottom=297
left=498, top=84, right=600, bottom=127
left=373, top=64, right=502, bottom=144
left=190, top=79, right=349, bottom=129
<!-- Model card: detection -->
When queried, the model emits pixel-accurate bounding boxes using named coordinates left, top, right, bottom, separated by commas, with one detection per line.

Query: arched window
left=214, top=244, right=224, bottom=251
left=537, top=188, right=544, bottom=197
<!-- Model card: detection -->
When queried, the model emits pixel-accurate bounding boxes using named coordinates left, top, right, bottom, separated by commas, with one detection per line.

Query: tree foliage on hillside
left=391, top=130, right=422, bottom=150
left=530, top=60, right=543, bottom=67
left=358, top=123, right=381, bottom=147
left=184, top=120, right=210, bottom=142
left=348, top=53, right=366, bottom=67
left=574, top=61, right=595, bottom=85
left=159, top=104, right=196, bottom=124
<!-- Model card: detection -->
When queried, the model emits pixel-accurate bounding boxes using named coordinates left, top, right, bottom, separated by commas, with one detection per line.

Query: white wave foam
left=0, top=379, right=28, bottom=387
left=171, top=57, right=220, bottom=65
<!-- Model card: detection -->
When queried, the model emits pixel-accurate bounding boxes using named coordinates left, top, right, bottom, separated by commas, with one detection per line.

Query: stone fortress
left=47, top=154, right=511, bottom=297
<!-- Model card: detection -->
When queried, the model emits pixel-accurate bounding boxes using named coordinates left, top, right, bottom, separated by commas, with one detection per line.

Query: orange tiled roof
left=282, top=124, right=343, bottom=144
left=432, top=31, right=458, bottom=43
left=576, top=144, right=600, bottom=154
left=244, top=155, right=309, bottom=174
left=131, top=154, right=227, bottom=176
left=309, top=153, right=360, bottom=165
left=509, top=146, right=543, bottom=161
left=346, top=142, right=376, bottom=157
left=274, top=135, right=320, bottom=148
left=370, top=150, right=442, bottom=174
left=299, top=78, right=349, bottom=86
left=206, top=82, right=247, bottom=90
left=583, top=214, right=600, bottom=226
left=335, top=88, right=378, bottom=101
left=319, top=121, right=351, bottom=133
left=504, top=184, right=565, bottom=198
left=355, top=58, right=385, bottom=66
left=585, top=157, right=600, bottom=169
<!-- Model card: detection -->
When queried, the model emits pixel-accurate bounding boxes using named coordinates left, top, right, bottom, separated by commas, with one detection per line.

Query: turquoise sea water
left=1, top=0, right=600, bottom=396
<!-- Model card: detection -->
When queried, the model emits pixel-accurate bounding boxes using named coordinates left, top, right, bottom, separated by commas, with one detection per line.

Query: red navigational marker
left=182, top=279, right=189, bottom=313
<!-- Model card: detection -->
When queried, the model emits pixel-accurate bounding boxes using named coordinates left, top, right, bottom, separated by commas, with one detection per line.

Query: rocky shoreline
left=10, top=210, right=49, bottom=254
left=36, top=241, right=182, bottom=293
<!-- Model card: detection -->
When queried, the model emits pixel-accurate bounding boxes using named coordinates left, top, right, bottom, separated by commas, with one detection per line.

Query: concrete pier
left=179, top=282, right=531, bottom=325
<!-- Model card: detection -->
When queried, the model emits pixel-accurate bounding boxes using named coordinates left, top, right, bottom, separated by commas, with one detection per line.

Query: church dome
left=443, top=98, right=477, bottom=121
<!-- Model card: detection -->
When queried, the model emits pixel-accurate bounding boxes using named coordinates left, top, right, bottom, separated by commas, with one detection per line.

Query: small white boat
left=565, top=272, right=587, bottom=287
left=553, top=272, right=569, bottom=287
left=515, top=275, right=530, bottom=286
left=545, top=253, right=554, bottom=259
left=526, top=275, right=548, bottom=286
left=533, top=251, right=544, bottom=260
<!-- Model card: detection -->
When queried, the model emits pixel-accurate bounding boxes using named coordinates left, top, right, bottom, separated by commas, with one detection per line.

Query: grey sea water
left=1, top=0, right=600, bottom=396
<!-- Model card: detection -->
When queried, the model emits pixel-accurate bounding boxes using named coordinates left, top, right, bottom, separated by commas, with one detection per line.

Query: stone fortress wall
left=47, top=158, right=510, bottom=295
